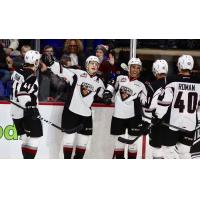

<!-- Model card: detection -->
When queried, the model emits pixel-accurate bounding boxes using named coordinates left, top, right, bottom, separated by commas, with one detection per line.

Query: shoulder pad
left=151, top=79, right=166, bottom=91
left=134, top=79, right=145, bottom=86
left=11, top=71, right=24, bottom=83
left=26, top=75, right=37, bottom=84
left=166, top=75, right=179, bottom=84
left=118, top=75, right=128, bottom=82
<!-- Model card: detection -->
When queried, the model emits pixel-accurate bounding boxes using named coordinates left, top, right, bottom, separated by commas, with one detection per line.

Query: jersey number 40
left=174, top=91, right=198, bottom=113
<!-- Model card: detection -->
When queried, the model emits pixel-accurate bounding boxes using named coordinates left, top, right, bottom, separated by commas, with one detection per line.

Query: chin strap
left=86, top=70, right=97, bottom=77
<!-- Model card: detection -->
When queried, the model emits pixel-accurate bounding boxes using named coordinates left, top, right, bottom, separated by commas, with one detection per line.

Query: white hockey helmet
left=152, top=59, right=168, bottom=77
left=24, top=50, right=41, bottom=68
left=177, top=55, right=194, bottom=71
left=128, top=57, right=142, bottom=70
left=85, top=56, right=100, bottom=67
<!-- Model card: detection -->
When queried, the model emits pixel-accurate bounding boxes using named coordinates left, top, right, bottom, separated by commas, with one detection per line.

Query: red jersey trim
left=0, top=101, right=114, bottom=108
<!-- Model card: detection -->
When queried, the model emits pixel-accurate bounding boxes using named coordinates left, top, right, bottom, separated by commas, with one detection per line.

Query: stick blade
left=63, top=124, right=84, bottom=134
left=120, top=63, right=128, bottom=71
left=118, top=136, right=134, bottom=144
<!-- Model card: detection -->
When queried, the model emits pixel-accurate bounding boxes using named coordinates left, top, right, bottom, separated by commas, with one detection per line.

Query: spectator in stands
left=60, top=54, right=72, bottom=68
left=6, top=45, right=31, bottom=71
left=0, top=44, right=11, bottom=86
left=62, top=39, right=85, bottom=68
left=108, top=49, right=121, bottom=75
left=95, top=44, right=117, bottom=84
left=43, top=45, right=54, bottom=57
left=9, top=45, right=32, bottom=69
left=21, top=45, right=31, bottom=57
left=0, top=39, right=19, bottom=56
left=60, top=54, right=81, bottom=70
left=0, top=40, right=21, bottom=72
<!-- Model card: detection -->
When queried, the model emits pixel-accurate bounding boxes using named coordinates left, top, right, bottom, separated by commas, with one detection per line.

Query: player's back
left=146, top=78, right=166, bottom=111
left=10, top=67, right=38, bottom=119
left=158, top=74, right=200, bottom=131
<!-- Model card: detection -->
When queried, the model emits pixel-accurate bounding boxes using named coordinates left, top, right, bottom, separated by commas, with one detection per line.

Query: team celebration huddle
left=1, top=40, right=200, bottom=159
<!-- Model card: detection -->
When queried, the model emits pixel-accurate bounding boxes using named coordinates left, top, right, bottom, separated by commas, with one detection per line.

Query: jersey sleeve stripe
left=16, top=92, right=30, bottom=97
left=157, top=100, right=171, bottom=106
left=145, top=108, right=154, bottom=113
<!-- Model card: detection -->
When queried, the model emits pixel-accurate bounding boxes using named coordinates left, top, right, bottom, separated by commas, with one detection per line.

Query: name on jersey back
left=178, top=83, right=195, bottom=91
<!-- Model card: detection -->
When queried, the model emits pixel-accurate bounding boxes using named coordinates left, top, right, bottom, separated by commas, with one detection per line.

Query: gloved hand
left=103, top=90, right=113, bottom=105
left=137, top=121, right=151, bottom=135
left=24, top=102, right=40, bottom=120
left=41, top=54, right=56, bottom=67
left=25, top=101, right=35, bottom=107
left=151, top=115, right=162, bottom=127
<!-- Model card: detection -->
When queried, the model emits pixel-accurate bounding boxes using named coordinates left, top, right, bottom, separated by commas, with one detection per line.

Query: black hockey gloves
left=41, top=54, right=56, bottom=67
left=103, top=90, right=113, bottom=105
left=24, top=102, right=40, bottom=120
left=137, top=121, right=151, bottom=135
left=151, top=116, right=162, bottom=127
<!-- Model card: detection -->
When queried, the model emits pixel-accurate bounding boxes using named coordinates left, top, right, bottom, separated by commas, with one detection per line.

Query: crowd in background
left=1, top=39, right=200, bottom=102
left=0, top=39, right=127, bottom=102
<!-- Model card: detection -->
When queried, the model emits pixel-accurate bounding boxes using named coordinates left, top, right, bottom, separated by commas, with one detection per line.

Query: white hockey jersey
left=156, top=75, right=200, bottom=131
left=106, top=75, right=148, bottom=119
left=62, top=69, right=105, bottom=116
left=10, top=68, right=39, bottom=119
left=49, top=61, right=63, bottom=76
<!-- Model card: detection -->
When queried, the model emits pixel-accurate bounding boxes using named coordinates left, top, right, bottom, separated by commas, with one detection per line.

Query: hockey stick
left=118, top=135, right=141, bottom=145
left=118, top=124, right=152, bottom=145
left=1, top=97, right=83, bottom=134
left=142, top=115, right=191, bottom=133
left=194, top=126, right=200, bottom=132
left=120, top=63, right=128, bottom=71
left=118, top=115, right=191, bottom=145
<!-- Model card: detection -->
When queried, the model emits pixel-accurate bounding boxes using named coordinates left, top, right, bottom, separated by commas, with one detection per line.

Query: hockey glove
left=24, top=102, right=40, bottom=120
left=41, top=54, right=56, bottom=67
left=137, top=121, right=151, bottom=135
left=103, top=90, right=113, bottom=105
left=151, top=116, right=162, bottom=128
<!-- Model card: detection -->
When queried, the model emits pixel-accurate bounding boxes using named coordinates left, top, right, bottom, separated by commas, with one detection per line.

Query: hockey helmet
left=152, top=59, right=168, bottom=77
left=128, top=57, right=142, bottom=70
left=85, top=56, right=100, bottom=67
left=24, top=50, right=41, bottom=68
left=177, top=55, right=194, bottom=71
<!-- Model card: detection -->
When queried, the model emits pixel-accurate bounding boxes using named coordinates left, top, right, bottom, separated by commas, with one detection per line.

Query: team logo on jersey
left=119, top=86, right=133, bottom=101
left=13, top=72, right=22, bottom=82
left=80, top=73, right=87, bottom=78
left=120, top=78, right=127, bottom=82
left=80, top=82, right=94, bottom=97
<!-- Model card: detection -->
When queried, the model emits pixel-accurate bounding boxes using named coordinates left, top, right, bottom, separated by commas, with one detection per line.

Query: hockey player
left=145, top=60, right=169, bottom=159
left=10, top=50, right=42, bottom=159
left=61, top=56, right=105, bottom=159
left=154, top=55, right=200, bottom=159
left=103, top=57, right=149, bottom=159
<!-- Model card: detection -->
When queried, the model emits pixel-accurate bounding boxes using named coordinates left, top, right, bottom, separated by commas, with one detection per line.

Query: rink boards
left=0, top=102, right=152, bottom=159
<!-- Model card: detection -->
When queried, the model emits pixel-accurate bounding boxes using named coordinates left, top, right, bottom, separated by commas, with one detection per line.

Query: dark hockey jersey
left=10, top=67, right=39, bottom=119
left=156, top=74, right=200, bottom=131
